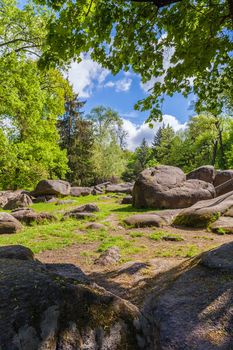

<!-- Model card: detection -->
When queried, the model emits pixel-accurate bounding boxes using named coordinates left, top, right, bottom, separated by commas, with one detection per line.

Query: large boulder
left=133, top=166, right=215, bottom=209
left=186, top=165, right=216, bottom=183
left=0, top=245, right=34, bottom=260
left=174, top=191, right=233, bottom=228
left=63, top=204, right=100, bottom=220
left=214, top=169, right=233, bottom=187
left=3, top=193, right=32, bottom=210
left=70, top=186, right=92, bottom=197
left=33, top=179, right=71, bottom=197
left=12, top=208, right=57, bottom=225
left=0, top=212, right=22, bottom=234
left=106, top=183, right=134, bottom=194
left=215, top=178, right=233, bottom=196
left=143, top=242, right=233, bottom=349
left=0, top=245, right=142, bottom=350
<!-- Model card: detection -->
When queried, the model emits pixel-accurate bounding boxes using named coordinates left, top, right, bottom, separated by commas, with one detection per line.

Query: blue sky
left=68, top=55, right=195, bottom=149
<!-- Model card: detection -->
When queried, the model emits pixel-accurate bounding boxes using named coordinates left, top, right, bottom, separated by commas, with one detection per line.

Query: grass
left=149, top=230, right=184, bottom=242
left=0, top=193, right=218, bottom=263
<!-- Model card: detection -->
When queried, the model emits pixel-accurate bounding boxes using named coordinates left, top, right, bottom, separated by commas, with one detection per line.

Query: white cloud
left=68, top=55, right=110, bottom=98
left=122, top=114, right=186, bottom=150
left=104, top=78, right=132, bottom=92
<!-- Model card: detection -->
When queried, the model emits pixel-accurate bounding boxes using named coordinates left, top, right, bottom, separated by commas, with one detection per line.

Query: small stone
left=94, top=247, right=121, bottom=266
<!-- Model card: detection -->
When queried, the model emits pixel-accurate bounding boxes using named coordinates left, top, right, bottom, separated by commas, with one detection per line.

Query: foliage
left=86, top=106, right=127, bottom=182
left=35, top=0, right=233, bottom=119
left=58, top=95, right=95, bottom=185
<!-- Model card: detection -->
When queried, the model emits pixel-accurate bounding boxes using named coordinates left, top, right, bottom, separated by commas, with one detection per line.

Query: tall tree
left=58, top=95, right=95, bottom=185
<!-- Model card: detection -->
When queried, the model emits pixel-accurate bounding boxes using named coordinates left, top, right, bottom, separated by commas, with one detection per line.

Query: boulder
left=33, top=179, right=71, bottom=197
left=3, top=193, right=32, bottom=210
left=186, top=165, right=216, bottom=183
left=133, top=166, right=215, bottom=209
left=0, top=245, right=34, bottom=261
left=0, top=212, right=22, bottom=234
left=143, top=242, right=233, bottom=349
left=63, top=212, right=96, bottom=220
left=125, top=210, right=181, bottom=228
left=215, top=178, right=233, bottom=196
left=209, top=216, right=233, bottom=234
left=0, top=248, right=142, bottom=349
left=65, top=203, right=99, bottom=215
left=11, top=208, right=56, bottom=225
left=173, top=191, right=233, bottom=228
left=121, top=195, right=133, bottom=204
left=0, top=190, right=23, bottom=208
left=70, top=186, right=92, bottom=197
left=214, top=169, right=233, bottom=187
left=86, top=222, right=106, bottom=230
left=106, top=183, right=133, bottom=194
left=95, top=247, right=121, bottom=266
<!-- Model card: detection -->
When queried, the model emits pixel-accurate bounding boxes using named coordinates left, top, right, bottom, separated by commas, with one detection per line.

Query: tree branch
left=132, top=0, right=182, bottom=8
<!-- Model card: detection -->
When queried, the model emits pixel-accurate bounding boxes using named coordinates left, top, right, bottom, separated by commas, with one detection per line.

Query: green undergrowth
left=154, top=244, right=202, bottom=258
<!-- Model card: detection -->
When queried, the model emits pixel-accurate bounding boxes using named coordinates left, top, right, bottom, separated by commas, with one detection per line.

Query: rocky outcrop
left=0, top=190, right=23, bottom=208
left=142, top=242, right=233, bottom=349
left=0, top=212, right=22, bottom=234
left=70, top=186, right=92, bottom=197
left=33, top=179, right=71, bottom=197
left=214, top=169, right=233, bottom=187
left=11, top=208, right=57, bottom=225
left=125, top=210, right=181, bottom=228
left=174, top=191, right=233, bottom=228
left=3, top=193, right=32, bottom=210
left=186, top=165, right=216, bottom=183
left=133, top=166, right=215, bottom=209
left=0, top=245, right=142, bottom=350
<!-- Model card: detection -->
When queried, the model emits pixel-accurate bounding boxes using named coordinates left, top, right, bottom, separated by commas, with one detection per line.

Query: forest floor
left=1, top=194, right=233, bottom=305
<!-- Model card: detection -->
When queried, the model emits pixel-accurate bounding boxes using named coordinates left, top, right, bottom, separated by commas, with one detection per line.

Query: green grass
left=149, top=231, right=184, bottom=242
left=154, top=244, right=201, bottom=258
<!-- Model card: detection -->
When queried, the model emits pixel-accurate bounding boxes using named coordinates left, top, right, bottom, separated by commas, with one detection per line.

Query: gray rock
left=186, top=165, right=216, bottom=183
left=95, top=247, right=121, bottom=266
left=64, top=212, right=96, bottom=220
left=33, top=179, right=71, bottom=197
left=70, top=186, right=92, bottom=197
left=3, top=193, right=32, bottom=210
left=12, top=208, right=56, bottom=225
left=209, top=216, right=233, bottom=234
left=64, top=203, right=100, bottom=216
left=143, top=242, right=233, bottom=349
left=215, top=178, right=233, bottom=196
left=32, top=195, right=56, bottom=203
left=121, top=195, right=133, bottom=204
left=106, top=183, right=133, bottom=194
left=0, top=212, right=22, bottom=234
left=0, top=190, right=23, bottom=208
left=125, top=210, right=181, bottom=228
left=86, top=222, right=106, bottom=230
left=174, top=190, right=233, bottom=228
left=214, top=169, right=233, bottom=187
left=133, top=166, right=215, bottom=209
left=201, top=242, right=233, bottom=271
left=0, top=252, right=141, bottom=349
left=0, top=245, right=34, bottom=260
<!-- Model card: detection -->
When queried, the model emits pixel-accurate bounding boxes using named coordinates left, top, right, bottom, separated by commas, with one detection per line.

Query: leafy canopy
left=35, top=0, right=233, bottom=119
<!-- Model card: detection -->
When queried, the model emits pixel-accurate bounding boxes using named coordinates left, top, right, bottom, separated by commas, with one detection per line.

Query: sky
left=68, top=55, right=195, bottom=150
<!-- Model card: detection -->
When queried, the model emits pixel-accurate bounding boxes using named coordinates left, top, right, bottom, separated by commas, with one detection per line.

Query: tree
left=122, top=138, right=157, bottom=181
left=85, top=106, right=127, bottom=182
left=151, top=123, right=165, bottom=158
left=58, top=95, right=95, bottom=185
left=36, top=0, right=233, bottom=120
